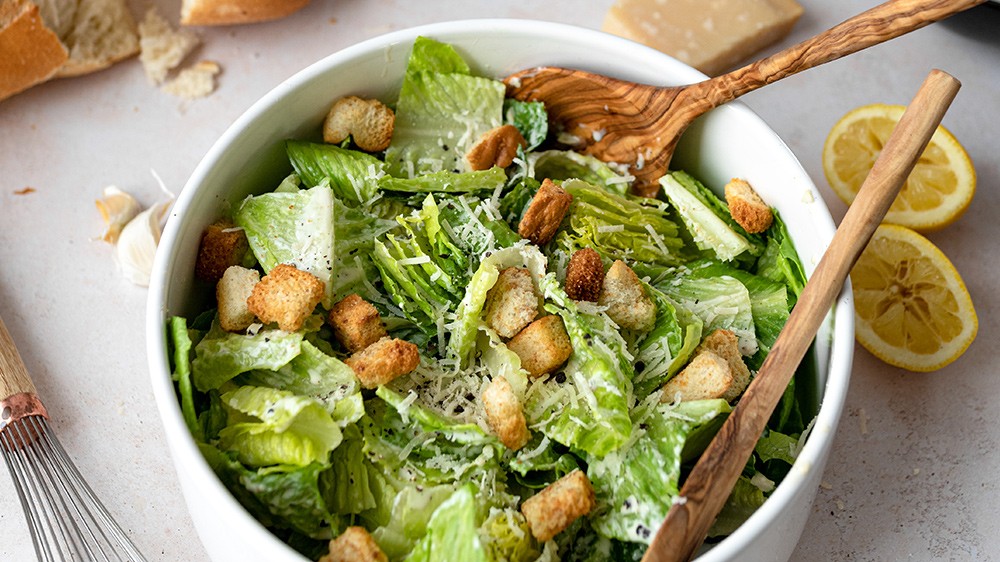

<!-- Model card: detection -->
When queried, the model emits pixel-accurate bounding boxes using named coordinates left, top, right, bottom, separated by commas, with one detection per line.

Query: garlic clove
left=115, top=198, right=173, bottom=287
left=95, top=186, right=143, bottom=244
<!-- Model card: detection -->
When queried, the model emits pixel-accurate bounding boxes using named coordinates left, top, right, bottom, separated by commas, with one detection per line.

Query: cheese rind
left=603, top=0, right=804, bottom=76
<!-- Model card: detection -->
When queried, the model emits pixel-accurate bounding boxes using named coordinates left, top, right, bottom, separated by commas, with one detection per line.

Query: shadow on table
left=941, top=4, right=1000, bottom=48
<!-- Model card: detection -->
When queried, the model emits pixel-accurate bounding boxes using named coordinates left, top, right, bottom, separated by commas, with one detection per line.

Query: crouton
left=484, top=267, right=538, bottom=339
left=565, top=248, right=605, bottom=302
left=466, top=124, right=527, bottom=171
left=345, top=337, right=420, bottom=389
left=194, top=221, right=250, bottom=282
left=507, top=315, right=573, bottom=378
left=517, top=179, right=573, bottom=246
left=725, top=178, right=773, bottom=234
left=328, top=293, right=387, bottom=352
left=246, top=264, right=324, bottom=332
left=216, top=266, right=260, bottom=332
left=597, top=260, right=656, bottom=332
left=319, top=526, right=387, bottom=562
left=521, top=469, right=595, bottom=542
left=323, top=96, right=395, bottom=152
left=660, top=350, right=734, bottom=403
left=696, top=329, right=751, bottom=402
left=482, top=376, right=531, bottom=451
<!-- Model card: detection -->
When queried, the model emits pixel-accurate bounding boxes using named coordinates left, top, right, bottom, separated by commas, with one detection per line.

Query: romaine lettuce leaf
left=386, top=37, right=504, bottom=177
left=657, top=274, right=758, bottom=357
left=192, top=324, right=304, bottom=391
left=325, top=425, right=377, bottom=515
left=754, top=210, right=806, bottom=306
left=200, top=444, right=341, bottom=540
left=481, top=507, right=543, bottom=562
left=529, top=151, right=632, bottom=196
left=169, top=316, right=202, bottom=440
left=706, top=475, right=767, bottom=538
left=217, top=385, right=342, bottom=467
left=286, top=140, right=385, bottom=204
left=379, top=167, right=507, bottom=194
left=632, top=284, right=703, bottom=400
left=437, top=194, right=522, bottom=257
left=588, top=399, right=730, bottom=544
left=407, top=485, right=488, bottom=562
left=240, top=339, right=363, bottom=426
left=369, top=482, right=459, bottom=561
left=659, top=173, right=754, bottom=263
left=503, top=99, right=548, bottom=151
left=234, top=185, right=337, bottom=308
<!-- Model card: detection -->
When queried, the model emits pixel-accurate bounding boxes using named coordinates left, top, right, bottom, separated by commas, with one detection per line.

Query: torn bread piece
left=216, top=265, right=259, bottom=332
left=0, top=0, right=69, bottom=102
left=162, top=60, right=220, bottom=99
left=194, top=221, right=250, bottom=282
left=517, top=178, right=572, bottom=246
left=598, top=260, right=656, bottom=332
left=521, top=469, right=595, bottom=542
left=328, top=293, right=387, bottom=353
left=482, top=376, right=531, bottom=451
left=138, top=7, right=200, bottom=85
left=564, top=247, right=605, bottom=302
left=181, top=0, right=311, bottom=26
left=345, top=336, right=420, bottom=389
left=725, top=178, right=773, bottom=233
left=484, top=267, right=538, bottom=339
left=246, top=263, right=324, bottom=332
left=507, top=315, right=572, bottom=378
left=56, top=0, right=139, bottom=78
left=319, top=526, right=387, bottom=562
left=323, top=95, right=395, bottom=152
left=466, top=124, right=526, bottom=171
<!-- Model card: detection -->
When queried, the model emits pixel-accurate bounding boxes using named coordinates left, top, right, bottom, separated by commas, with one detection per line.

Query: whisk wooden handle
left=0, top=314, right=38, bottom=401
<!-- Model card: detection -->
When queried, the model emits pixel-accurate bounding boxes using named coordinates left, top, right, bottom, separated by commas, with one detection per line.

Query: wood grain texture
left=642, top=69, right=961, bottom=562
left=0, top=314, right=37, bottom=400
left=505, top=0, right=983, bottom=197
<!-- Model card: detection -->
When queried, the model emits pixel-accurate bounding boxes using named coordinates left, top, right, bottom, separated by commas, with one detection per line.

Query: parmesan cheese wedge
left=603, top=0, right=804, bottom=76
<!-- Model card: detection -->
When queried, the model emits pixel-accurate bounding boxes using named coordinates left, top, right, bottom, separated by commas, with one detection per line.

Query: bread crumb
left=725, top=178, right=773, bottom=233
left=138, top=7, right=200, bottom=85
left=564, top=248, right=605, bottom=302
left=163, top=60, right=220, bottom=100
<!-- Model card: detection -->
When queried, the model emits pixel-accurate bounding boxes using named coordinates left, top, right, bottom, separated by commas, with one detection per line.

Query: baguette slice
left=56, top=0, right=139, bottom=78
left=0, top=0, right=68, bottom=102
left=181, top=0, right=310, bottom=26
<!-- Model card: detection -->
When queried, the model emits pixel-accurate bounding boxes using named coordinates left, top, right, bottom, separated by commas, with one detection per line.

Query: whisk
left=0, top=314, right=146, bottom=562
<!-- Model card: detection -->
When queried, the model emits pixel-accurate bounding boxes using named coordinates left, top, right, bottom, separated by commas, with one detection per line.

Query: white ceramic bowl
left=147, top=19, right=853, bottom=562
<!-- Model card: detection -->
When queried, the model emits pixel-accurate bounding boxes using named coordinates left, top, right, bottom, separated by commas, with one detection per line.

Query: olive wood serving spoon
left=505, top=0, right=982, bottom=197
left=642, top=68, right=961, bottom=562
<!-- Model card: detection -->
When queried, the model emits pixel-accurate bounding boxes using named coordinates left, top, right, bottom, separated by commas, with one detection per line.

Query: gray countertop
left=2, top=1, right=997, bottom=559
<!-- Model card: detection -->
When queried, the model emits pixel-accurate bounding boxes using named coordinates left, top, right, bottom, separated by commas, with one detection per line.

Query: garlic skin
left=115, top=199, right=173, bottom=287
left=96, top=186, right=143, bottom=244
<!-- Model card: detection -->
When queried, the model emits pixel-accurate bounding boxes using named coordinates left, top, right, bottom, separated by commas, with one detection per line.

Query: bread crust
left=181, top=0, right=311, bottom=26
left=0, top=0, right=69, bottom=102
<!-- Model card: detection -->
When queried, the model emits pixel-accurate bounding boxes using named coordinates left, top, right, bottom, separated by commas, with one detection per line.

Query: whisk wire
left=1, top=415, right=146, bottom=562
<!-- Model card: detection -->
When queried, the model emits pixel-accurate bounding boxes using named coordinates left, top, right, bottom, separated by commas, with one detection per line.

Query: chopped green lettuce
left=286, top=140, right=385, bottom=204
left=407, top=485, right=488, bottom=562
left=386, top=37, right=504, bottom=177
left=379, top=167, right=507, bottom=194
left=191, top=323, right=304, bottom=391
left=169, top=316, right=202, bottom=440
left=707, top=476, right=767, bottom=538
left=217, top=385, right=343, bottom=467
left=632, top=284, right=704, bottom=400
left=659, top=172, right=755, bottom=263
left=503, top=99, right=548, bottom=151
left=530, top=151, right=632, bottom=196
left=657, top=274, right=758, bottom=357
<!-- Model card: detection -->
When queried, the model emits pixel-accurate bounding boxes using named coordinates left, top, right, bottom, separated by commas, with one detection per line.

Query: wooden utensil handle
left=696, top=0, right=981, bottom=106
left=643, top=69, right=961, bottom=562
left=0, top=314, right=38, bottom=400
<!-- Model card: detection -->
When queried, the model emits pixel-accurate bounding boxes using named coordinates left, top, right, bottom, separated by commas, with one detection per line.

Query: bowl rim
left=147, top=17, right=854, bottom=561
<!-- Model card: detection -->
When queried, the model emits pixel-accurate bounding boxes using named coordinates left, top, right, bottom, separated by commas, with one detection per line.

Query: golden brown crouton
left=517, top=179, right=573, bottom=246
left=660, top=350, right=735, bottom=403
left=725, top=178, right=773, bottom=234
left=246, top=264, right=324, bottom=332
left=345, top=337, right=420, bottom=389
left=521, top=469, right=596, bottom=542
left=507, top=315, right=573, bottom=378
left=565, top=248, right=605, bottom=302
left=216, top=266, right=260, bottom=332
left=323, top=96, right=395, bottom=152
left=597, top=260, right=656, bottom=332
left=466, top=124, right=527, bottom=171
left=328, top=293, right=387, bottom=353
left=696, top=329, right=751, bottom=402
left=482, top=376, right=531, bottom=451
left=194, top=222, right=250, bottom=282
left=484, top=267, right=538, bottom=339
left=319, top=526, right=387, bottom=562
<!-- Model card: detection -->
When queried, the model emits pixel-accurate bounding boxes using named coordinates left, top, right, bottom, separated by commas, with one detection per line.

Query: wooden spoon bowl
left=505, top=0, right=982, bottom=197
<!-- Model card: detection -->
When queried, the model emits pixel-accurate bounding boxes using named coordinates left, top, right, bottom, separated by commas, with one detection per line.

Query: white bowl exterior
left=147, top=19, right=853, bottom=562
